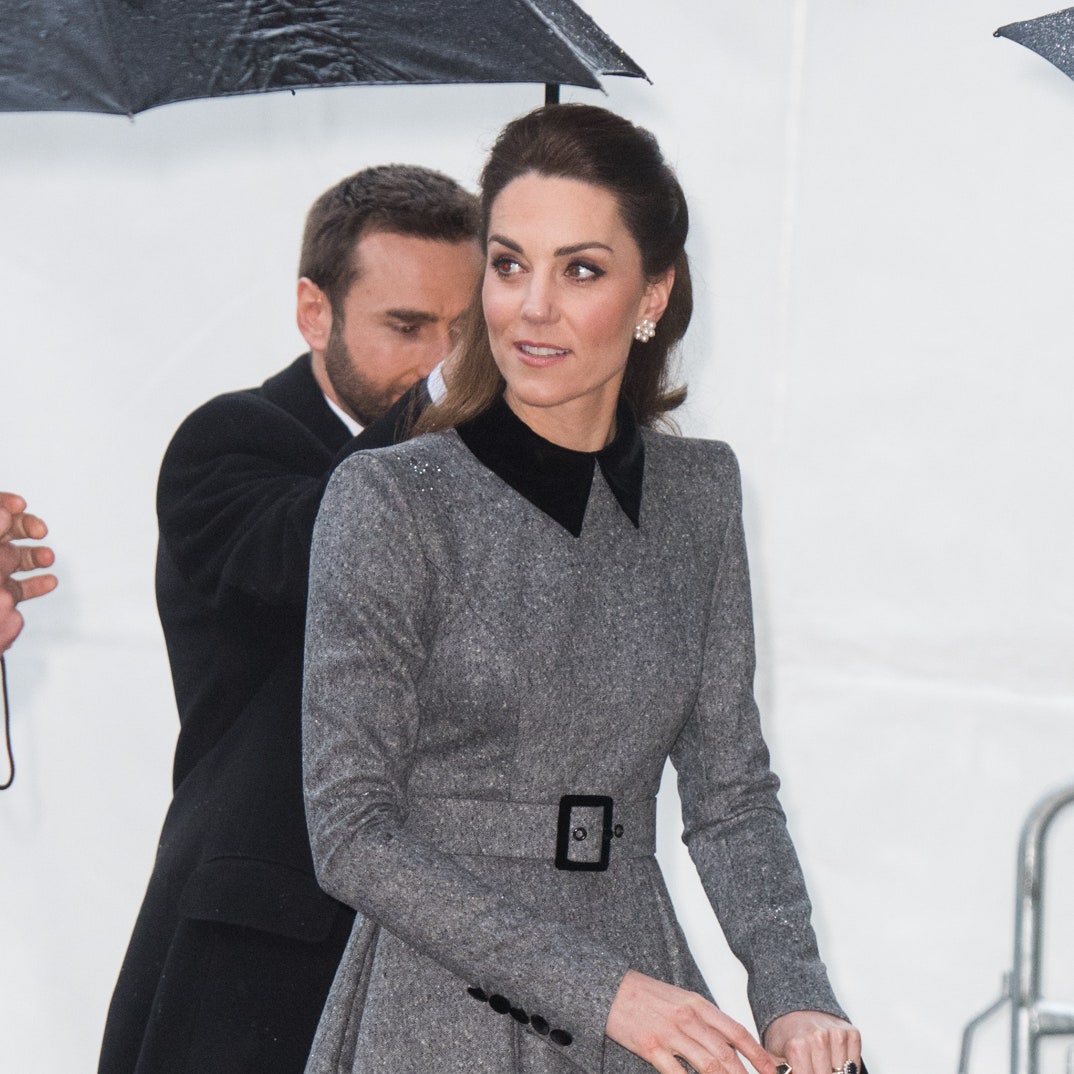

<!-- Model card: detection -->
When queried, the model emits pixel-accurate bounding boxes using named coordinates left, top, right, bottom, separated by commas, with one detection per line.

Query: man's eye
left=391, top=322, right=420, bottom=335
left=491, top=255, right=522, bottom=278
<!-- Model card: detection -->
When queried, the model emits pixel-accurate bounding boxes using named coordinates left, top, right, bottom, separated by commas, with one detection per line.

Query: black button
left=489, top=993, right=511, bottom=1014
left=572, top=826, right=587, bottom=841
left=550, top=1028, right=573, bottom=1047
left=613, top=824, right=624, bottom=838
left=530, top=1015, right=550, bottom=1035
left=509, top=1006, right=529, bottom=1024
left=466, top=986, right=487, bottom=1002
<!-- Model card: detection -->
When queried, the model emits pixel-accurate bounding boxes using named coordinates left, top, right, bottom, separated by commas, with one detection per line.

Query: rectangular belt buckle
left=555, top=794, right=613, bottom=872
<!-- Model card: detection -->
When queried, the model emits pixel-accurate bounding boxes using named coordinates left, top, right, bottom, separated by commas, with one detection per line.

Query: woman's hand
left=606, top=969, right=777, bottom=1074
left=763, top=1010, right=861, bottom=1074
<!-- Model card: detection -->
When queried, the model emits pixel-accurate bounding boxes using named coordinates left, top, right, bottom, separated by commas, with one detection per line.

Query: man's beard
left=323, top=320, right=399, bottom=427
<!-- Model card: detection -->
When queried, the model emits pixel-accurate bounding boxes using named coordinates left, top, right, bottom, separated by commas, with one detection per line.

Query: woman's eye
left=566, top=261, right=604, bottom=281
left=491, top=255, right=522, bottom=278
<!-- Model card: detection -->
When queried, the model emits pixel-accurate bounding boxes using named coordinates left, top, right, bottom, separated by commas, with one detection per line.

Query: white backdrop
left=2, top=2, right=1073, bottom=1072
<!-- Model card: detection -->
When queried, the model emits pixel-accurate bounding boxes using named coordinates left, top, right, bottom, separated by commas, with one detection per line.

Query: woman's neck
left=502, top=390, right=617, bottom=452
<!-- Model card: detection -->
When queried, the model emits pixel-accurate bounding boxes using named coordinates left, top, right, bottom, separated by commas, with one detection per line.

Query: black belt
left=404, top=794, right=656, bottom=872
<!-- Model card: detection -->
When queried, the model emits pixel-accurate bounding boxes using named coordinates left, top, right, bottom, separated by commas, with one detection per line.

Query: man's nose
left=419, top=327, right=455, bottom=373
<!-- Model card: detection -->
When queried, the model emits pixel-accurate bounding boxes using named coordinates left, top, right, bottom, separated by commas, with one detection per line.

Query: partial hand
left=1, top=493, right=57, bottom=653
left=607, top=969, right=777, bottom=1074
left=763, top=1010, right=861, bottom=1074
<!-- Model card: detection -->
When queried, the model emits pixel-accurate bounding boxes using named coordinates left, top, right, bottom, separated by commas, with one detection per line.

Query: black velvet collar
left=456, top=394, right=645, bottom=538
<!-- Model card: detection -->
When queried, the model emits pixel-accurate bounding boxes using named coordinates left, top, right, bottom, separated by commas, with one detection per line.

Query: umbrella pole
left=545, top=83, right=560, bottom=104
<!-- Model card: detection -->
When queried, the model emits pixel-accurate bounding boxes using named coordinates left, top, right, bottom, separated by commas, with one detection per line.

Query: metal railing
left=959, top=781, right=1074, bottom=1074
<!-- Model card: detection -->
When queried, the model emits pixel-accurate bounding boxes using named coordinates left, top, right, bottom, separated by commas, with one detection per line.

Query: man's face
left=322, top=230, right=482, bottom=426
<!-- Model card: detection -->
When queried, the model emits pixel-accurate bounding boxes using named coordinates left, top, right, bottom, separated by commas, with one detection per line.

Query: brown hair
left=416, top=104, right=691, bottom=434
left=299, top=164, right=479, bottom=315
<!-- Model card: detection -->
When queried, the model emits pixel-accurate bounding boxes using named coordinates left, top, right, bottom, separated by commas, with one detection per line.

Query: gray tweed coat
left=301, top=413, right=845, bottom=1074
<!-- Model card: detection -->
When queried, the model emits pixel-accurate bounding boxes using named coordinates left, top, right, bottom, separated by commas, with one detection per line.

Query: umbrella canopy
left=995, top=7, right=1074, bottom=82
left=0, top=0, right=645, bottom=116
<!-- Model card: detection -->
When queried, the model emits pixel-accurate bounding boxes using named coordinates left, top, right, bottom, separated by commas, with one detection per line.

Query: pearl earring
left=633, top=318, right=656, bottom=343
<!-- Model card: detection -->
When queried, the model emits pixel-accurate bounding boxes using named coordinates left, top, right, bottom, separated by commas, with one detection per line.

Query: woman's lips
left=516, top=341, right=570, bottom=366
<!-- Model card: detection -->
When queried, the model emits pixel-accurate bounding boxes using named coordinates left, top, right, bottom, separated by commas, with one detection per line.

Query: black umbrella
left=995, top=6, right=1074, bottom=82
left=0, top=0, right=645, bottom=116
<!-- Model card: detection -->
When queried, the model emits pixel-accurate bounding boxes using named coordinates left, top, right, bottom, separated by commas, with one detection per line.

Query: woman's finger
left=827, top=1026, right=850, bottom=1073
left=676, top=1036, right=751, bottom=1074
left=784, top=1026, right=858, bottom=1074
left=607, top=971, right=775, bottom=1074
left=764, top=1011, right=862, bottom=1074
left=705, top=1010, right=774, bottom=1074
left=668, top=1008, right=771, bottom=1074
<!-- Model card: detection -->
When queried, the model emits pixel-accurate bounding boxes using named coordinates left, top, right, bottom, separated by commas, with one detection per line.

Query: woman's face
left=482, top=173, right=672, bottom=451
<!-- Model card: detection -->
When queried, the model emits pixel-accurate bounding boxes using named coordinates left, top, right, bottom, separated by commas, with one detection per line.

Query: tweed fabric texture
left=302, top=427, right=845, bottom=1074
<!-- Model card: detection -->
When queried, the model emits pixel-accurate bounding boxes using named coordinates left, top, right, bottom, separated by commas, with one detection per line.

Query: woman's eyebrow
left=487, top=233, right=521, bottom=252
left=555, top=241, right=613, bottom=257
left=487, top=234, right=613, bottom=257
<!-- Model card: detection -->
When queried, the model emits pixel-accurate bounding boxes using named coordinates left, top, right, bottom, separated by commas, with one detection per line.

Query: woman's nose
left=520, top=276, right=556, bottom=324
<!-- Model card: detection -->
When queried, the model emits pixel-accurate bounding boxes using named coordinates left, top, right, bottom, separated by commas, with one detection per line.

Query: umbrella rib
left=521, top=0, right=649, bottom=85
left=995, top=8, right=1074, bottom=85
left=515, top=0, right=612, bottom=91
left=88, top=0, right=137, bottom=115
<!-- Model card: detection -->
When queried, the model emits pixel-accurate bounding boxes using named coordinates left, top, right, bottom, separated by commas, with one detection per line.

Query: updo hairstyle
left=419, top=103, right=692, bottom=433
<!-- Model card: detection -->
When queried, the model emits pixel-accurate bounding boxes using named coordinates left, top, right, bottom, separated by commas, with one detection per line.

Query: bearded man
left=99, top=165, right=482, bottom=1074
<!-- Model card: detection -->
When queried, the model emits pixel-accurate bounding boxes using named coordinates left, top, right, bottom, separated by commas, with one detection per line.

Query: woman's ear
left=296, top=277, right=332, bottom=354
left=639, top=265, right=675, bottom=327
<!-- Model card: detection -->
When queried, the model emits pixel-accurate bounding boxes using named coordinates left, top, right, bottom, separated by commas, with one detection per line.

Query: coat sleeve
left=158, top=393, right=334, bottom=608
left=157, top=385, right=418, bottom=610
left=303, top=453, right=629, bottom=1074
left=669, top=445, right=847, bottom=1036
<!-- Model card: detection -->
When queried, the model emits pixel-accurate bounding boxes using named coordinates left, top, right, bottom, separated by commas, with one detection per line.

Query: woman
left=302, top=104, right=863, bottom=1074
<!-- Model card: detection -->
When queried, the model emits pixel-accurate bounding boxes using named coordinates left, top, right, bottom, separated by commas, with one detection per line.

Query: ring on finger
left=833, top=1063, right=858, bottom=1074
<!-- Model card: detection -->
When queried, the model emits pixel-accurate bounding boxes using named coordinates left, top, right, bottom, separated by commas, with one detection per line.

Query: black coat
left=99, top=355, right=420, bottom=1074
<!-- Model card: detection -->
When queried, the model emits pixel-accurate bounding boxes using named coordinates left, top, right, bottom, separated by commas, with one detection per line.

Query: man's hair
left=299, top=164, right=480, bottom=313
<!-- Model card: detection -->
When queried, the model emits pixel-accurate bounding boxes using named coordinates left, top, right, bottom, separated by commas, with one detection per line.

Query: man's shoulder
left=168, top=357, right=327, bottom=450
left=182, top=355, right=313, bottom=424
left=256, top=353, right=321, bottom=412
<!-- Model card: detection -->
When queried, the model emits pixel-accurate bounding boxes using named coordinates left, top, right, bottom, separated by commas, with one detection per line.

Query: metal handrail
left=958, top=780, right=1074, bottom=1074
left=959, top=975, right=1011, bottom=1074
left=1011, top=782, right=1074, bottom=1074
